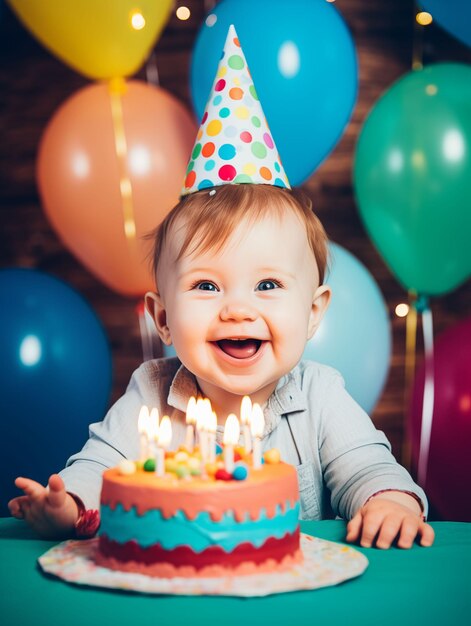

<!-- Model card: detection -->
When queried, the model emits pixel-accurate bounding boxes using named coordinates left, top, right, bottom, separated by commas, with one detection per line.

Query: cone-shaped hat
left=182, top=24, right=290, bottom=196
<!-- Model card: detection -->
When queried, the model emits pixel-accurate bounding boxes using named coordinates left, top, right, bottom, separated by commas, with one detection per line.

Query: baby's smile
left=212, top=338, right=265, bottom=360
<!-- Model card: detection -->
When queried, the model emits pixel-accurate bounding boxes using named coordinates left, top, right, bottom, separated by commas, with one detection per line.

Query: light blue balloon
left=190, top=0, right=357, bottom=185
left=0, top=268, right=112, bottom=516
left=303, top=243, right=392, bottom=413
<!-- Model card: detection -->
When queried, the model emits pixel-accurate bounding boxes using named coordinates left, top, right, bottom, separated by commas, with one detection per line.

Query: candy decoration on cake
left=181, top=24, right=291, bottom=196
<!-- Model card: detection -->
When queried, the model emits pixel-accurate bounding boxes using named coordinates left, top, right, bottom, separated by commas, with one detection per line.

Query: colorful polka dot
left=251, top=142, right=267, bottom=159
left=251, top=116, right=261, bottom=128
left=197, top=129, right=203, bottom=140
left=243, top=163, right=257, bottom=176
left=235, top=106, right=249, bottom=119
left=229, top=87, right=244, bottom=100
left=219, top=107, right=231, bottom=118
left=186, top=160, right=194, bottom=173
left=240, top=131, right=252, bottom=143
left=185, top=170, right=196, bottom=188
left=207, top=120, right=222, bottom=136
left=260, top=167, right=272, bottom=181
left=215, top=79, right=226, bottom=92
left=202, top=142, right=215, bottom=157
left=274, top=178, right=286, bottom=188
left=228, top=55, right=244, bottom=70
left=212, top=95, right=222, bottom=106
left=218, top=144, right=236, bottom=160
left=274, top=162, right=281, bottom=172
left=234, top=174, right=252, bottom=183
left=217, top=66, right=227, bottom=78
left=205, top=159, right=216, bottom=171
left=192, top=143, right=202, bottom=159
left=219, top=164, right=237, bottom=181
left=198, top=179, right=214, bottom=190
left=249, top=85, right=258, bottom=101
left=201, top=112, right=208, bottom=124
left=233, top=37, right=240, bottom=47
left=263, top=133, right=274, bottom=149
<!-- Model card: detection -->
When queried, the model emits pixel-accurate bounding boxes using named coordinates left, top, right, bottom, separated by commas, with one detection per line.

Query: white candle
left=240, top=395, right=252, bottom=453
left=147, top=407, right=160, bottom=465
left=223, top=413, right=240, bottom=473
left=185, top=396, right=197, bottom=452
left=208, top=411, right=217, bottom=464
left=156, top=415, right=172, bottom=477
left=251, top=403, right=265, bottom=470
left=137, top=405, right=150, bottom=461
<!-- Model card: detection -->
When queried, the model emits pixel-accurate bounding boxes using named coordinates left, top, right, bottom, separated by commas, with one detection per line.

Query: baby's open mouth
left=215, top=338, right=262, bottom=359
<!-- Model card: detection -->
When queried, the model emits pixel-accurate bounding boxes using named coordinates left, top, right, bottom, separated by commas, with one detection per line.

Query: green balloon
left=354, top=63, right=471, bottom=295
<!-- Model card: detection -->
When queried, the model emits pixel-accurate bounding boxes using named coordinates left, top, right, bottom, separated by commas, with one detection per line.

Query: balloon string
left=109, top=79, right=137, bottom=243
left=412, top=3, right=424, bottom=70
left=146, top=52, right=160, bottom=86
left=417, top=302, right=435, bottom=486
left=402, top=289, right=417, bottom=468
left=136, top=301, right=158, bottom=362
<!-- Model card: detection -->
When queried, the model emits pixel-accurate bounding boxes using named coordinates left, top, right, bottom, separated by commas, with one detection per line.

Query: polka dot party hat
left=182, top=24, right=291, bottom=196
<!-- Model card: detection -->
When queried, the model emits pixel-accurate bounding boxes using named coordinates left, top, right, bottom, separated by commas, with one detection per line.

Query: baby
left=9, top=183, right=435, bottom=550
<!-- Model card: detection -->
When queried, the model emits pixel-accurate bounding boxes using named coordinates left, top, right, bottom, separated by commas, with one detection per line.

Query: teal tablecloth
left=0, top=518, right=469, bottom=626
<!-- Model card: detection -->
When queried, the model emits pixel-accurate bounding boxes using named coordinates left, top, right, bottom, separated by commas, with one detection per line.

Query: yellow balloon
left=7, top=0, right=173, bottom=79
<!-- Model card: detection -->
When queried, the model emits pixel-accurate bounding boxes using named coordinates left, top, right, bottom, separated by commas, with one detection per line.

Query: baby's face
left=152, top=209, right=330, bottom=407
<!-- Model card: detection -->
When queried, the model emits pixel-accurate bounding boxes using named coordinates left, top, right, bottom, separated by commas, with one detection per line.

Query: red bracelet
left=69, top=493, right=100, bottom=538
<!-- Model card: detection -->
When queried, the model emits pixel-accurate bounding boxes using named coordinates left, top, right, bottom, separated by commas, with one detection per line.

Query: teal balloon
left=303, top=243, right=391, bottom=413
left=354, top=63, right=471, bottom=295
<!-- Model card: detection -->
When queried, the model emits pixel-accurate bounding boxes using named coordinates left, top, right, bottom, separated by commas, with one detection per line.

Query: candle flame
left=196, top=398, right=206, bottom=431
left=240, top=395, right=252, bottom=425
left=250, top=403, right=264, bottom=438
left=223, top=413, right=240, bottom=445
left=208, top=410, right=217, bottom=434
left=158, top=415, right=172, bottom=448
left=186, top=396, right=197, bottom=425
left=137, top=405, right=149, bottom=434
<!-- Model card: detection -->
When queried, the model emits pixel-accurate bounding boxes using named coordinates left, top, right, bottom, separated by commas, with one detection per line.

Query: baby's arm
left=8, top=474, right=79, bottom=539
left=346, top=491, right=435, bottom=549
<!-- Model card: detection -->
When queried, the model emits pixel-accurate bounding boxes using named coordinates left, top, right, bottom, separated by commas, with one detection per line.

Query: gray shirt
left=60, top=357, right=427, bottom=519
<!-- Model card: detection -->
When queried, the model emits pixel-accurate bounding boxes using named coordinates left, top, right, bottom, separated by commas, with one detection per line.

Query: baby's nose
left=219, top=300, right=258, bottom=322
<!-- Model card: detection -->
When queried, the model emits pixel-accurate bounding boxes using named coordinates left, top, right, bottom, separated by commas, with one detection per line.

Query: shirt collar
left=167, top=363, right=307, bottom=437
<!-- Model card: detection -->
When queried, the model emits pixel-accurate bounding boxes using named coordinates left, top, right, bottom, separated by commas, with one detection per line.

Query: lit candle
left=208, top=411, right=217, bottom=464
left=223, top=413, right=240, bottom=473
left=240, top=395, right=252, bottom=453
left=196, top=398, right=211, bottom=464
left=185, top=396, right=197, bottom=452
left=147, top=407, right=160, bottom=461
left=156, top=415, right=172, bottom=477
left=251, top=403, right=265, bottom=470
left=137, top=405, right=150, bottom=461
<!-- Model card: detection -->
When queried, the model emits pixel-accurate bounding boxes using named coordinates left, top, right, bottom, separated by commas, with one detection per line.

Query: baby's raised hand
left=345, top=492, right=435, bottom=549
left=8, top=474, right=79, bottom=538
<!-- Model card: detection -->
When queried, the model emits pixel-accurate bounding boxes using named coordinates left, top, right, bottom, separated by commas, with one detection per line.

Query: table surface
left=1, top=518, right=470, bottom=626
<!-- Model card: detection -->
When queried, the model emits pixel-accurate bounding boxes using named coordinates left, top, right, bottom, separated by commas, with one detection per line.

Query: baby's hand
left=345, top=493, right=435, bottom=549
left=8, top=474, right=79, bottom=538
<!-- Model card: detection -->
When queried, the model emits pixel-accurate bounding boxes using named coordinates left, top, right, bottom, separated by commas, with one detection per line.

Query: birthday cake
left=95, top=451, right=302, bottom=578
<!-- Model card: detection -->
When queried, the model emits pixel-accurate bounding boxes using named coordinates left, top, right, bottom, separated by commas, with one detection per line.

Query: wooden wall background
left=1, top=1, right=470, bottom=470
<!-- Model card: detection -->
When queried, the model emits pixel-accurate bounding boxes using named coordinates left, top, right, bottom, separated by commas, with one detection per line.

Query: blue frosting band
left=100, top=501, right=300, bottom=553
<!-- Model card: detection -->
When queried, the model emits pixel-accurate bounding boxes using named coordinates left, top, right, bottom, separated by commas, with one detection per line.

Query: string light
left=176, top=6, right=191, bottom=21
left=131, top=12, right=146, bottom=30
left=416, top=11, right=433, bottom=26
left=395, top=303, right=410, bottom=318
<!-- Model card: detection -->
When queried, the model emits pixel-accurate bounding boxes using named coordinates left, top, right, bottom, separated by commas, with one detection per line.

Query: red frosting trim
left=97, top=528, right=300, bottom=572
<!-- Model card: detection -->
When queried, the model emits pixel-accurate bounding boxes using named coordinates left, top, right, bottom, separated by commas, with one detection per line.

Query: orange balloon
left=37, top=81, right=197, bottom=296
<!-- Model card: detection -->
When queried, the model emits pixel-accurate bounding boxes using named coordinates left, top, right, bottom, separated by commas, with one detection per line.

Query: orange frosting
left=101, top=462, right=298, bottom=522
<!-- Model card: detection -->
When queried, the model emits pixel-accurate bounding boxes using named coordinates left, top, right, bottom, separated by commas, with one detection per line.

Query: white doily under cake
left=38, top=533, right=368, bottom=597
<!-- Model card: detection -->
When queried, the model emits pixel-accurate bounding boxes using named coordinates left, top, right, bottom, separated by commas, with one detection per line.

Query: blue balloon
left=303, top=243, right=391, bottom=413
left=0, top=268, right=112, bottom=516
left=190, top=0, right=357, bottom=185
left=419, top=1, right=471, bottom=48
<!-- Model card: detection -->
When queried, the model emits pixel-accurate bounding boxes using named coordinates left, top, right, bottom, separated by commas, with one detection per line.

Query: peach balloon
left=37, top=81, right=197, bottom=296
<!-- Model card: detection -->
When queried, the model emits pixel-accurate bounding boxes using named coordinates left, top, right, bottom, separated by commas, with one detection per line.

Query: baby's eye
left=256, top=279, right=281, bottom=291
left=192, top=281, right=219, bottom=292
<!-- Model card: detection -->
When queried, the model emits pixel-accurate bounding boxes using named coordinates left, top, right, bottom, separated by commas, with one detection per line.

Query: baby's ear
left=145, top=291, right=172, bottom=345
left=307, top=285, right=331, bottom=340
